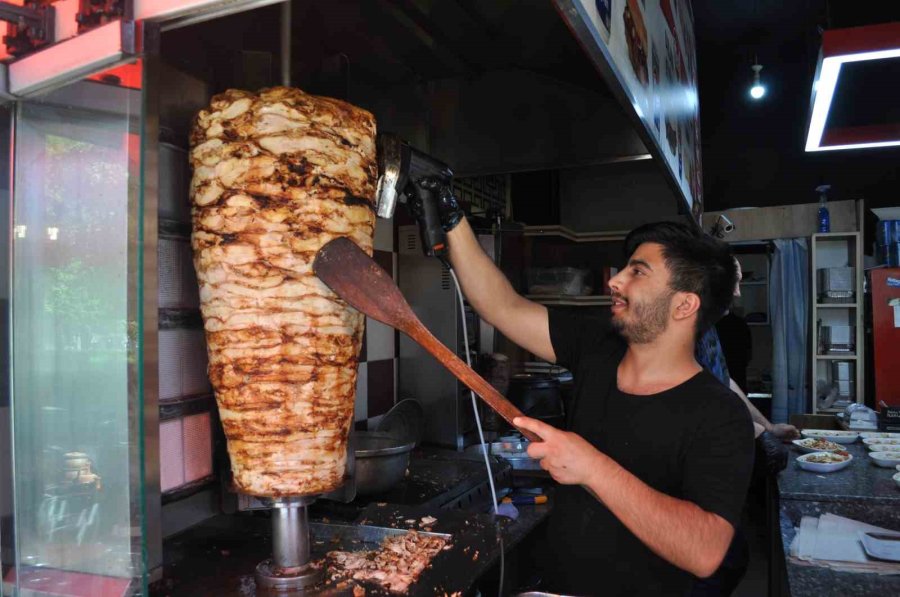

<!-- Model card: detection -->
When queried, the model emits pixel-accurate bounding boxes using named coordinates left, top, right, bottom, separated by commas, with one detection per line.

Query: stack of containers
left=876, top=220, right=900, bottom=266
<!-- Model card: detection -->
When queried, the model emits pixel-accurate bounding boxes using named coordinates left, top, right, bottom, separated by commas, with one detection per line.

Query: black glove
left=406, top=176, right=464, bottom=232
left=756, top=430, right=788, bottom=475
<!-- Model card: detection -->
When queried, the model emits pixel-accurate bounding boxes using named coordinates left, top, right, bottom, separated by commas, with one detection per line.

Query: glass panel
left=9, top=67, right=145, bottom=594
left=0, top=104, right=13, bottom=597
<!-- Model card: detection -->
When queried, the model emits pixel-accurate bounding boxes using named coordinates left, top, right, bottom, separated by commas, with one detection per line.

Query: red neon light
left=822, top=21, right=900, bottom=58
left=88, top=60, right=143, bottom=90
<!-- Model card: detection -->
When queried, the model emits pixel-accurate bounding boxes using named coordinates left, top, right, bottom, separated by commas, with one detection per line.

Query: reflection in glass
left=11, top=70, right=144, bottom=592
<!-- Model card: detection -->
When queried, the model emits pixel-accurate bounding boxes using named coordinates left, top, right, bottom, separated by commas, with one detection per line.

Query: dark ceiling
left=165, top=0, right=900, bottom=215
left=163, top=0, right=611, bottom=98
left=693, top=1, right=900, bottom=212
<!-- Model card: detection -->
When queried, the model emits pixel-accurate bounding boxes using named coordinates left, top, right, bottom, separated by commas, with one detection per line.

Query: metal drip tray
left=310, top=522, right=452, bottom=552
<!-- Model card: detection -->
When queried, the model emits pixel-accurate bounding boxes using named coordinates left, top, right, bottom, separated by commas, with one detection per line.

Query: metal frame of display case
left=141, top=23, right=164, bottom=582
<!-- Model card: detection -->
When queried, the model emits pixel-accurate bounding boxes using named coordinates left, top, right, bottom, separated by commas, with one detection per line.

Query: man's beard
left=610, top=289, right=674, bottom=344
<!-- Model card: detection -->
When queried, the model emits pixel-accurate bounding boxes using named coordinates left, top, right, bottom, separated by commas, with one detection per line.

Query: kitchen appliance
left=872, top=268, right=900, bottom=408
left=397, top=225, right=487, bottom=449
left=507, top=374, right=564, bottom=428
left=817, top=267, right=855, bottom=303
left=374, top=133, right=454, bottom=258
left=831, top=360, right=855, bottom=399
left=820, top=325, right=856, bottom=353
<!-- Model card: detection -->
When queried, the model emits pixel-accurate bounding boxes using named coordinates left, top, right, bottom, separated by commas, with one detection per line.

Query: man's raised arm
left=446, top=218, right=555, bottom=363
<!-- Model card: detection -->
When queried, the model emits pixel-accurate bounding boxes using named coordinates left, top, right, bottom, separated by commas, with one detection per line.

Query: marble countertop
left=779, top=442, right=900, bottom=503
left=777, top=440, right=900, bottom=596
left=779, top=501, right=900, bottom=596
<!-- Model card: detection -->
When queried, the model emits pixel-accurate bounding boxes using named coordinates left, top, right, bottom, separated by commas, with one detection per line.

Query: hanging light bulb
left=749, top=63, right=766, bottom=99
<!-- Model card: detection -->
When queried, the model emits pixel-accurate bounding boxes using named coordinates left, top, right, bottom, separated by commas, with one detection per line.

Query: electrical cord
left=447, top=264, right=505, bottom=596
left=447, top=265, right=500, bottom=513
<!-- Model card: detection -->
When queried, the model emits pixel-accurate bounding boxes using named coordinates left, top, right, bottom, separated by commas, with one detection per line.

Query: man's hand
left=770, top=423, right=800, bottom=441
left=406, top=177, right=464, bottom=232
left=514, top=416, right=605, bottom=486
left=756, top=430, right=788, bottom=475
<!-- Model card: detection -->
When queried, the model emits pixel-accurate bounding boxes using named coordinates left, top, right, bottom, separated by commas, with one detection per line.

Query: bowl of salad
left=796, top=451, right=853, bottom=473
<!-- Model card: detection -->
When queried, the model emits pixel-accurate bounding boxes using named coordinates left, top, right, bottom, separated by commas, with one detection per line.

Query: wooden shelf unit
left=811, top=232, right=865, bottom=414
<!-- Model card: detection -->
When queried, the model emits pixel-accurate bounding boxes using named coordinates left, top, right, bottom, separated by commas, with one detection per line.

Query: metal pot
left=353, top=431, right=415, bottom=496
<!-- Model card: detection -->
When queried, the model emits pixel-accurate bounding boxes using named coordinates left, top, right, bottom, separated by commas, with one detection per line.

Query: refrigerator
left=871, top=268, right=900, bottom=407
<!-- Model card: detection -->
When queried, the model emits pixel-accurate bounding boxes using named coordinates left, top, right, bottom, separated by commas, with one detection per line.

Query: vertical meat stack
left=189, top=87, right=376, bottom=496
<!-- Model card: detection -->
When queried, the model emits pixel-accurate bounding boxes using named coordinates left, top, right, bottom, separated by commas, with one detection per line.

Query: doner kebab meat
left=189, top=87, right=376, bottom=496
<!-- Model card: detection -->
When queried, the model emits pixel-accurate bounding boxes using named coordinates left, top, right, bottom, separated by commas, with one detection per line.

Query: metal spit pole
left=255, top=496, right=322, bottom=590
left=272, top=501, right=310, bottom=569
left=280, top=0, right=291, bottom=87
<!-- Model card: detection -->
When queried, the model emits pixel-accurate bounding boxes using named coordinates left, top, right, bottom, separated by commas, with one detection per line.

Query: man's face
left=608, top=242, right=676, bottom=344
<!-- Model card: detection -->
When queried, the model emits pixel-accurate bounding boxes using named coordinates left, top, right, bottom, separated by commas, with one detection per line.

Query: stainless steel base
left=254, top=559, right=323, bottom=592
left=254, top=495, right=323, bottom=592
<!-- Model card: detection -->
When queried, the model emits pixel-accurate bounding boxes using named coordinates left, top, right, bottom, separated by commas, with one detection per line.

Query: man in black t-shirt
left=408, top=190, right=754, bottom=596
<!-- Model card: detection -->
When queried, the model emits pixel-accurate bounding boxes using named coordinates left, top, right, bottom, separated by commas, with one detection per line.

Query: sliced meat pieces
left=327, top=531, right=450, bottom=594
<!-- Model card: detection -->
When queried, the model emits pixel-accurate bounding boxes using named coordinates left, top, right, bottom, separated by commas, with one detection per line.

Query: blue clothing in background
left=695, top=326, right=730, bottom=387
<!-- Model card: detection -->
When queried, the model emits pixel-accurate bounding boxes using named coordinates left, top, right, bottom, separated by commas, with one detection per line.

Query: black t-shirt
left=716, top=311, right=753, bottom=391
left=537, top=309, right=755, bottom=597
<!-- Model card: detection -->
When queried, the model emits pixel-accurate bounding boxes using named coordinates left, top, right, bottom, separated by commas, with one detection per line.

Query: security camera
left=712, top=214, right=735, bottom=239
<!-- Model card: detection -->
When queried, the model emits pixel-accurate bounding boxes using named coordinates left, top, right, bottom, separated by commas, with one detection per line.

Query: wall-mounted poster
left=565, top=0, right=702, bottom=217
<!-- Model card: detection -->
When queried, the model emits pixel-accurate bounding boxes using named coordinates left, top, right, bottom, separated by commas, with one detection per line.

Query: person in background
left=695, top=257, right=799, bottom=444
left=689, top=252, right=798, bottom=596
left=716, top=305, right=752, bottom=393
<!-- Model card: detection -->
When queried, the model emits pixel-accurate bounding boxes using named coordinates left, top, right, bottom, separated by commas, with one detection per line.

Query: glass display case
left=1, top=66, right=148, bottom=595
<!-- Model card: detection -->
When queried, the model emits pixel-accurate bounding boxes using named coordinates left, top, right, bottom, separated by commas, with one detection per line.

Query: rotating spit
left=253, top=434, right=356, bottom=592
left=254, top=496, right=323, bottom=592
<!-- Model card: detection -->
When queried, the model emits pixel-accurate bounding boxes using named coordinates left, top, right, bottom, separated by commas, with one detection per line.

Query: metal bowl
left=354, top=431, right=415, bottom=496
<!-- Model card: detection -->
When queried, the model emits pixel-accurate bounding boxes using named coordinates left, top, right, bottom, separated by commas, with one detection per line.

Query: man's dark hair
left=623, top=221, right=737, bottom=336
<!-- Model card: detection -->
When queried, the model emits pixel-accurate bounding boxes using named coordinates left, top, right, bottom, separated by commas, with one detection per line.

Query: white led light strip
left=806, top=48, right=900, bottom=152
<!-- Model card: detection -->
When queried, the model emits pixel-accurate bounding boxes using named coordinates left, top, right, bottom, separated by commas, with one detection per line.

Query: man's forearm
left=584, top=454, right=734, bottom=578
left=729, top=379, right=771, bottom=431
left=446, top=218, right=554, bottom=362
left=446, top=218, right=526, bottom=327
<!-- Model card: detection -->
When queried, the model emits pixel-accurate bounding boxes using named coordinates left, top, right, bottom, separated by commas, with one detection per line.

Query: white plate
left=870, top=452, right=900, bottom=468
left=894, top=471, right=900, bottom=486
left=860, top=531, right=900, bottom=562
left=801, top=429, right=859, bottom=444
left=860, top=432, right=900, bottom=440
left=796, top=451, right=853, bottom=473
left=792, top=438, right=845, bottom=453
left=864, top=438, right=900, bottom=450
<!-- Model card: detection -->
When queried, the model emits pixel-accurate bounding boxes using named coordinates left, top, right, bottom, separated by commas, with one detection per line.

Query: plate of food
left=796, top=451, right=853, bottom=473
left=860, top=432, right=900, bottom=440
left=869, top=451, right=900, bottom=468
left=793, top=438, right=845, bottom=454
left=801, top=429, right=859, bottom=444
left=864, top=438, right=900, bottom=450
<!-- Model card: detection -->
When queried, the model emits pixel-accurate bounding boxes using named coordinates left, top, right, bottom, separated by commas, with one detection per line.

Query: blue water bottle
left=816, top=185, right=831, bottom=233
